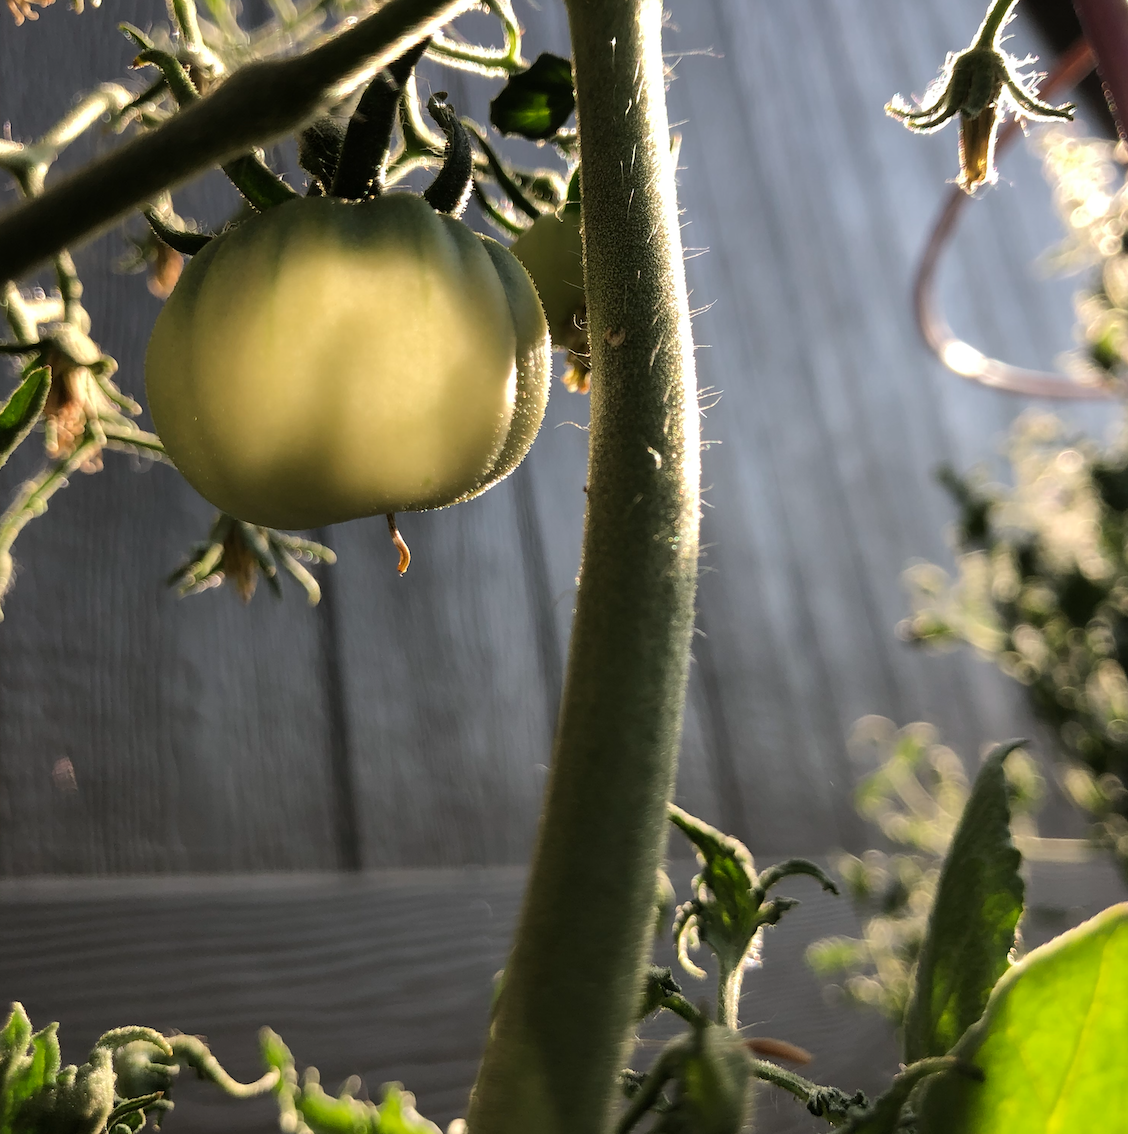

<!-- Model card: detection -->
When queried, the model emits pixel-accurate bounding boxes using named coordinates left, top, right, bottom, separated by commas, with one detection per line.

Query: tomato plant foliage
left=1, top=0, right=1127, bottom=1131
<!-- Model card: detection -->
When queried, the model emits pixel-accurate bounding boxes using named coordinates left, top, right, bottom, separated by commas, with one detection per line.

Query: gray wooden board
left=661, top=0, right=1121, bottom=850
left=1, top=0, right=1125, bottom=874
left=0, top=861, right=1121, bottom=1133
left=0, top=0, right=345, bottom=875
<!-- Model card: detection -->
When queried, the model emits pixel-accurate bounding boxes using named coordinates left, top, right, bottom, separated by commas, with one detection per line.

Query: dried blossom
left=887, top=0, right=1074, bottom=192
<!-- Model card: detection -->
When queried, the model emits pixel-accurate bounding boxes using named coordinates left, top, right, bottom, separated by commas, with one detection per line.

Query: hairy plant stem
left=466, top=1, right=699, bottom=1131
left=976, top=0, right=1019, bottom=46
left=0, top=437, right=102, bottom=603
left=0, top=0, right=474, bottom=285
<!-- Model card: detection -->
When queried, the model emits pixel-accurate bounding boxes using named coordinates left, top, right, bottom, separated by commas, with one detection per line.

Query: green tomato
left=509, top=205, right=585, bottom=352
left=146, top=194, right=550, bottom=530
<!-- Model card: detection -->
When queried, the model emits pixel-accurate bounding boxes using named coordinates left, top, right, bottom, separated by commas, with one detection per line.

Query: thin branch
left=0, top=437, right=103, bottom=609
left=467, top=123, right=542, bottom=219
left=0, top=0, right=476, bottom=285
left=472, top=180, right=528, bottom=235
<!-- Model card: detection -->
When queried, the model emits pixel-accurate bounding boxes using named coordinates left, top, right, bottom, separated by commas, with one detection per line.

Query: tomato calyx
left=168, top=512, right=336, bottom=603
left=422, top=94, right=475, bottom=217
left=329, top=38, right=431, bottom=201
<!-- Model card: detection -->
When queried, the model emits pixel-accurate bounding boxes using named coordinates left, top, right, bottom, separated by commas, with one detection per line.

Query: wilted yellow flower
left=887, top=0, right=1074, bottom=193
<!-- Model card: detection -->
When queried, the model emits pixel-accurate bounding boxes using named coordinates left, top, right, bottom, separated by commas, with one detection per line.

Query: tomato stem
left=144, top=209, right=213, bottom=256
left=467, top=0, right=700, bottom=1128
left=1072, top=0, right=1128, bottom=140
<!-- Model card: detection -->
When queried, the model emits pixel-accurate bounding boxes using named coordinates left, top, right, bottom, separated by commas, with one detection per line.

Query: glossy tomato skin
left=146, top=194, right=550, bottom=530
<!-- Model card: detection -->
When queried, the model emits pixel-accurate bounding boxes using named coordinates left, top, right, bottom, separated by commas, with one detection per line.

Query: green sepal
left=371, top=1083, right=442, bottom=1134
left=144, top=210, right=213, bottom=256
left=297, top=117, right=348, bottom=193
left=903, top=740, right=1026, bottom=1063
left=565, top=163, right=580, bottom=206
left=0, top=1004, right=34, bottom=1070
left=0, top=365, right=50, bottom=471
left=489, top=53, right=574, bottom=139
left=637, top=965, right=682, bottom=1021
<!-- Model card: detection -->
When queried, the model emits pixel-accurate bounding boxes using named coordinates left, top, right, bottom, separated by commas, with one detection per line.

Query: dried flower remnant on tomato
left=886, top=0, right=1074, bottom=192
left=42, top=347, right=109, bottom=470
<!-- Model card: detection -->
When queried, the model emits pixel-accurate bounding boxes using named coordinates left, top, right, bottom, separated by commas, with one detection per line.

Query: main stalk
left=467, top=1, right=700, bottom=1131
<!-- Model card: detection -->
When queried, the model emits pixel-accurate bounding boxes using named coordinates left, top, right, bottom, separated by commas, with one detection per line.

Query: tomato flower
left=886, top=0, right=1074, bottom=193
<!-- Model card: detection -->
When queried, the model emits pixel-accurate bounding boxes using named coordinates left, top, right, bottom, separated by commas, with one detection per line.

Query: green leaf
left=0, top=1005, right=46, bottom=1134
left=0, top=366, right=50, bottom=471
left=668, top=807, right=835, bottom=976
left=372, top=1083, right=442, bottom=1134
left=902, top=740, right=1025, bottom=1063
left=259, top=1028, right=294, bottom=1078
left=5, top=1025, right=60, bottom=1121
left=668, top=805, right=760, bottom=975
left=0, top=1005, right=32, bottom=1065
left=918, top=903, right=1128, bottom=1133
left=292, top=1077, right=367, bottom=1134
left=489, top=54, right=574, bottom=139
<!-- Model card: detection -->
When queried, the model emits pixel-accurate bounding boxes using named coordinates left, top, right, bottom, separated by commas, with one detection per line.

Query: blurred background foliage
left=806, top=718, right=1044, bottom=1023
left=897, top=128, right=1128, bottom=883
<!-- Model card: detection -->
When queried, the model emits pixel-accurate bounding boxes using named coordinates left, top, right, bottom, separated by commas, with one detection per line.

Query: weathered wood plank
left=1, top=862, right=1120, bottom=1132
left=0, top=0, right=346, bottom=874
left=662, top=0, right=1118, bottom=850
left=2, top=0, right=1122, bottom=874
left=324, top=481, right=554, bottom=867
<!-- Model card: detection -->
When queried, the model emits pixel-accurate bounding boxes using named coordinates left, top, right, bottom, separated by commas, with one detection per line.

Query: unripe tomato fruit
left=509, top=204, right=585, bottom=351
left=146, top=194, right=551, bottom=530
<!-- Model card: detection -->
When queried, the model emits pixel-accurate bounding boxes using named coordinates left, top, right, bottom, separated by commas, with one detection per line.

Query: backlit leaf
left=903, top=740, right=1025, bottom=1062
left=489, top=54, right=574, bottom=139
left=0, top=366, right=49, bottom=470
left=918, top=902, right=1128, bottom=1133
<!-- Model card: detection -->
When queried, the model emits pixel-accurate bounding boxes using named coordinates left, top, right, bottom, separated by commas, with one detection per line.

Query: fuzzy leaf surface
left=0, top=367, right=49, bottom=470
